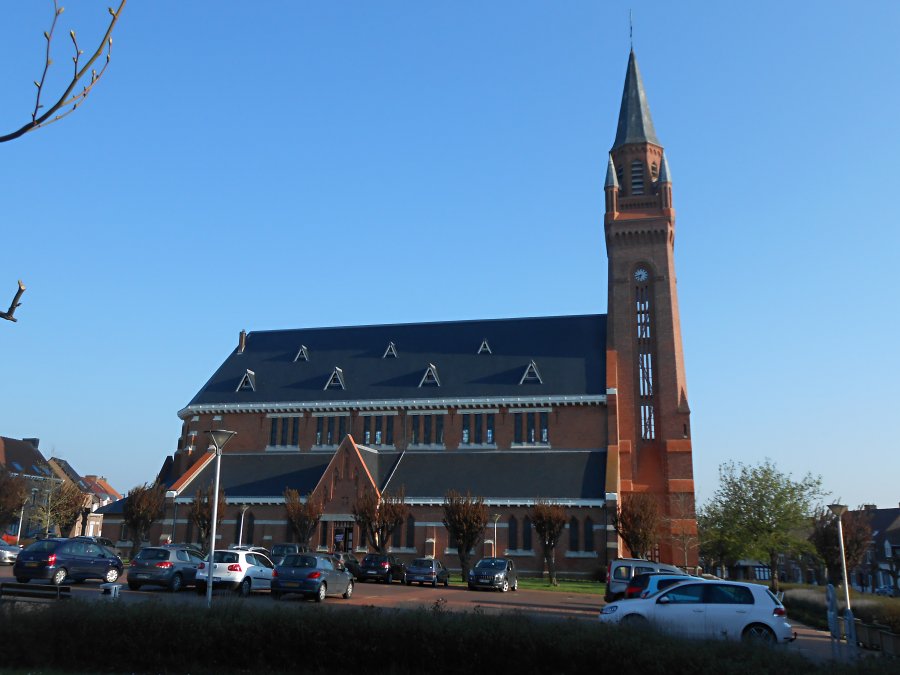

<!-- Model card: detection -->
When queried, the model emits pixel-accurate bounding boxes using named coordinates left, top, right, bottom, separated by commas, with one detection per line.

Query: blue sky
left=2, top=1, right=897, bottom=510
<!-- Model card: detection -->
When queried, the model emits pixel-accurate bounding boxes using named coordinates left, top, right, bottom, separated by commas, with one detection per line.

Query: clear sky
left=2, top=1, right=898, bottom=511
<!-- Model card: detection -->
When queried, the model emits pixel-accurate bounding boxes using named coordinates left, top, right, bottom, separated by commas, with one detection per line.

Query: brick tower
left=604, top=50, right=696, bottom=565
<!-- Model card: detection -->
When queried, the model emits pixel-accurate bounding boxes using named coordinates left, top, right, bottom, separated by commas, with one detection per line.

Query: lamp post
left=44, top=487, right=52, bottom=537
left=492, top=514, right=501, bottom=558
left=16, top=497, right=28, bottom=544
left=205, top=429, right=236, bottom=609
left=238, top=505, right=250, bottom=547
left=828, top=504, right=851, bottom=611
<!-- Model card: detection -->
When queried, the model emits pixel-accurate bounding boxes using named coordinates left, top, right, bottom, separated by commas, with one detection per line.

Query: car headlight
left=494, top=574, right=503, bottom=582
left=600, top=605, right=618, bottom=615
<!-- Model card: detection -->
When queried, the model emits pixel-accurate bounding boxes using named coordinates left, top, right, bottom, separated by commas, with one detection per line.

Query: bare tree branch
left=0, top=280, right=26, bottom=323
left=0, top=1, right=127, bottom=143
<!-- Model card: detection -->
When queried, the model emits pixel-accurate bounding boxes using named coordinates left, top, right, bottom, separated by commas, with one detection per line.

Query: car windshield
left=136, top=549, right=169, bottom=561
left=283, top=555, right=317, bottom=568
left=411, top=559, right=432, bottom=567
left=272, top=545, right=294, bottom=556
left=475, top=559, right=505, bottom=570
left=363, top=555, right=384, bottom=564
left=212, top=551, right=239, bottom=564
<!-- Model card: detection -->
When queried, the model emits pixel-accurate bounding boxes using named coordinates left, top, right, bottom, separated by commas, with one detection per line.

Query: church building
left=128, top=49, right=696, bottom=575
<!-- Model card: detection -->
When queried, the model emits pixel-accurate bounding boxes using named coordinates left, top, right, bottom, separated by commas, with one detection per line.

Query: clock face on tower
left=634, top=268, right=649, bottom=283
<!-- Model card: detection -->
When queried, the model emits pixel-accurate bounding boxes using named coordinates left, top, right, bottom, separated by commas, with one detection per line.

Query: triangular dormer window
left=237, top=369, right=256, bottom=392
left=325, top=367, right=346, bottom=390
left=418, top=363, right=441, bottom=387
left=519, top=360, right=543, bottom=385
left=477, top=339, right=492, bottom=355
left=383, top=341, right=398, bottom=359
left=294, top=345, right=309, bottom=362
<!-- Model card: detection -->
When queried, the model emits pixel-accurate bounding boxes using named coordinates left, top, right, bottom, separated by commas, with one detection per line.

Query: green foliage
left=783, top=585, right=900, bottom=634
left=699, top=459, right=824, bottom=592
left=442, top=490, right=488, bottom=581
left=2, top=599, right=882, bottom=675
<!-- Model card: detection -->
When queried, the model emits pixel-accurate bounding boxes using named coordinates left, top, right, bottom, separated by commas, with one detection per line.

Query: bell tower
left=604, top=50, right=696, bottom=565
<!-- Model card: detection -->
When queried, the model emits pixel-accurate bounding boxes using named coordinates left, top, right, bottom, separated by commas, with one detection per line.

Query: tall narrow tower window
left=635, top=268, right=655, bottom=440
left=631, top=161, right=645, bottom=195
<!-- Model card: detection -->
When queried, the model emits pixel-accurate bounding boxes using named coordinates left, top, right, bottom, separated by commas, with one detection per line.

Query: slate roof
left=49, top=457, right=90, bottom=491
left=612, top=50, right=660, bottom=150
left=0, top=436, right=55, bottom=480
left=384, top=450, right=606, bottom=501
left=184, top=314, right=606, bottom=410
left=177, top=453, right=334, bottom=499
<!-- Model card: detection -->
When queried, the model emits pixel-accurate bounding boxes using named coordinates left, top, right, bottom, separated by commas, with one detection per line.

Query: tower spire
left=612, top=50, right=660, bottom=150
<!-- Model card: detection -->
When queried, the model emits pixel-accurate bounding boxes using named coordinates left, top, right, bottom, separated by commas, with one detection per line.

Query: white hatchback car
left=195, top=549, right=275, bottom=596
left=599, top=579, right=796, bottom=644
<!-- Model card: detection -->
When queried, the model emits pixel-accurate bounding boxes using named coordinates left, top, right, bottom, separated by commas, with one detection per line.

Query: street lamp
left=44, top=487, right=52, bottom=536
left=828, top=504, right=851, bottom=611
left=492, top=514, right=501, bottom=558
left=205, top=429, right=236, bottom=609
left=16, top=496, right=28, bottom=545
left=238, top=505, right=250, bottom=547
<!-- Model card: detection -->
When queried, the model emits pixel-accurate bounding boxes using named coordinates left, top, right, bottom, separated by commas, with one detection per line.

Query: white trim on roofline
left=402, top=497, right=606, bottom=507
left=178, top=394, right=606, bottom=418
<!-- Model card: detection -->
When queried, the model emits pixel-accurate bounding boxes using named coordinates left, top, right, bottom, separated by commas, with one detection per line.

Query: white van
left=604, top=558, right=684, bottom=601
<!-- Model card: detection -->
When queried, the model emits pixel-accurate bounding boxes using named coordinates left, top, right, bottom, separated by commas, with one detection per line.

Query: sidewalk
left=786, top=621, right=882, bottom=664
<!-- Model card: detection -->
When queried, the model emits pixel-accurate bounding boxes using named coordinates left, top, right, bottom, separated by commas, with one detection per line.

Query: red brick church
left=105, top=49, right=697, bottom=575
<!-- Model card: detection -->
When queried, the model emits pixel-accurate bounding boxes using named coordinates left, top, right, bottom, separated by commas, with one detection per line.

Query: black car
left=128, top=545, right=205, bottom=592
left=270, top=543, right=309, bottom=565
left=329, top=551, right=362, bottom=579
left=467, top=557, right=518, bottom=592
left=405, top=558, right=450, bottom=587
left=358, top=553, right=406, bottom=583
left=13, top=538, right=124, bottom=585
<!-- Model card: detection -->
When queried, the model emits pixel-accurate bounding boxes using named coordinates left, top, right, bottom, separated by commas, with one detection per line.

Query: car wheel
left=104, top=568, right=120, bottom=583
left=468, top=584, right=476, bottom=591
left=238, top=577, right=251, bottom=597
left=342, top=580, right=353, bottom=599
left=742, top=624, right=776, bottom=644
left=169, top=573, right=183, bottom=593
left=622, top=614, right=649, bottom=627
left=315, top=583, right=326, bottom=602
left=385, top=573, right=393, bottom=584
left=128, top=581, right=140, bottom=591
left=512, top=578, right=518, bottom=591
left=500, top=579, right=509, bottom=593
left=432, top=578, right=438, bottom=588
left=15, top=577, right=29, bottom=584
left=444, top=577, right=449, bottom=588
left=406, top=578, right=412, bottom=586
left=51, top=568, right=67, bottom=586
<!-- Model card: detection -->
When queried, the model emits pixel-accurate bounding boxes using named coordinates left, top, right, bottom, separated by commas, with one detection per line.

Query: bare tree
left=189, top=486, right=226, bottom=555
left=530, top=500, right=567, bottom=586
left=1, top=1, right=127, bottom=143
left=666, top=492, right=699, bottom=569
left=122, top=483, right=165, bottom=559
left=31, top=480, right=84, bottom=538
left=442, top=490, right=488, bottom=582
left=283, top=489, right=323, bottom=548
left=612, top=492, right=661, bottom=560
left=0, top=472, right=29, bottom=530
left=0, top=281, right=26, bottom=323
left=809, top=506, right=873, bottom=585
left=352, top=487, right=408, bottom=554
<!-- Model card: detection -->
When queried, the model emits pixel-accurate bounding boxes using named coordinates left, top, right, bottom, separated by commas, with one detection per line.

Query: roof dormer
left=294, top=345, right=310, bottom=362
left=325, top=367, right=346, bottom=390
left=383, top=341, right=398, bottom=359
left=519, top=360, right=543, bottom=385
left=237, top=369, right=256, bottom=392
left=418, top=363, right=441, bottom=387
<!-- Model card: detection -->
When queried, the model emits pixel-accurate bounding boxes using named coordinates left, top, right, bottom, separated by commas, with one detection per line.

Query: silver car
left=0, top=542, right=21, bottom=565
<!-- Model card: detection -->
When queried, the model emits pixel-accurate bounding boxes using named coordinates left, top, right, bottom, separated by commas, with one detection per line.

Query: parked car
left=195, top=549, right=275, bottom=596
left=329, top=551, right=361, bottom=579
left=270, top=543, right=309, bottom=565
left=468, top=557, right=518, bottom=592
left=605, top=558, right=684, bottom=601
left=0, top=542, right=21, bottom=565
left=358, top=553, right=406, bottom=583
left=625, top=572, right=692, bottom=599
left=599, top=579, right=797, bottom=644
left=271, top=553, right=354, bottom=601
left=874, top=585, right=897, bottom=597
left=73, top=535, right=116, bottom=550
left=127, top=545, right=205, bottom=592
left=13, top=537, right=124, bottom=585
left=229, top=545, right=273, bottom=559
left=406, top=558, right=450, bottom=587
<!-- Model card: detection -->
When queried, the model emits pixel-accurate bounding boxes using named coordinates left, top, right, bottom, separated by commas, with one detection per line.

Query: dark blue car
left=271, top=553, right=353, bottom=601
left=13, top=538, right=124, bottom=585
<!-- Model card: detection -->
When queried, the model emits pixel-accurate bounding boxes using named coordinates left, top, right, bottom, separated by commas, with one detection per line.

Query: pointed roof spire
left=612, top=50, right=660, bottom=150
left=605, top=154, right=619, bottom=189
left=658, top=151, right=672, bottom=183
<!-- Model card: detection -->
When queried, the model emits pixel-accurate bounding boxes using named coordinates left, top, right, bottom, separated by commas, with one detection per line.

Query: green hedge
left=783, top=586, right=900, bottom=633
left=0, top=599, right=893, bottom=674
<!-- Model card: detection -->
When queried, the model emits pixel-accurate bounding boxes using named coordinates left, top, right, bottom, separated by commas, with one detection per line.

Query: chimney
left=24, top=437, right=40, bottom=449
left=863, top=504, right=877, bottom=511
left=238, top=329, right=247, bottom=354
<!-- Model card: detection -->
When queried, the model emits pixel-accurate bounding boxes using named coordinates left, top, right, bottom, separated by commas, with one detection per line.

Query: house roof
left=83, top=475, right=123, bottom=501
left=0, top=436, right=55, bottom=481
left=182, top=314, right=606, bottom=412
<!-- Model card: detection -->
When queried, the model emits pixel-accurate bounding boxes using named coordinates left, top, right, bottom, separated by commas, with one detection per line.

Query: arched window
left=508, top=515, right=518, bottom=551
left=584, top=517, right=594, bottom=552
left=392, top=523, right=402, bottom=548
left=569, top=516, right=580, bottom=551
left=650, top=162, right=659, bottom=181
left=522, top=516, right=532, bottom=550
left=631, top=160, right=645, bottom=195
left=406, top=515, right=416, bottom=548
